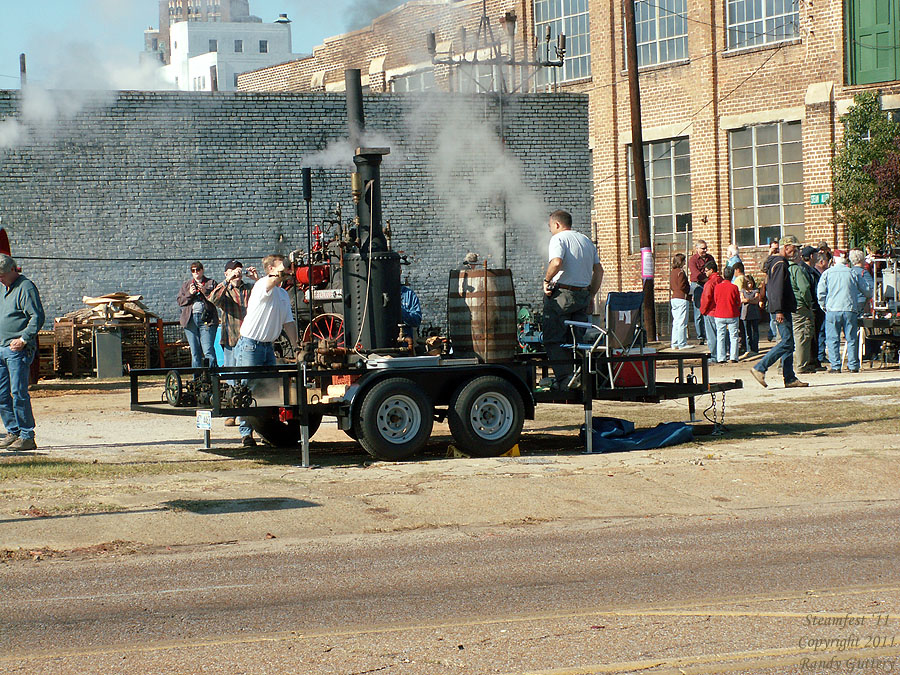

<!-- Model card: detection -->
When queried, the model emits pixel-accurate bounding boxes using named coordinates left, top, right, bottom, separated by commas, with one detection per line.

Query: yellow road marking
left=3, top=582, right=899, bottom=663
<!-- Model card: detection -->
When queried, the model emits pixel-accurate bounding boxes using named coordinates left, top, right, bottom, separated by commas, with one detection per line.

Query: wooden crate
left=53, top=318, right=157, bottom=377
left=53, top=320, right=93, bottom=377
left=36, top=330, right=56, bottom=380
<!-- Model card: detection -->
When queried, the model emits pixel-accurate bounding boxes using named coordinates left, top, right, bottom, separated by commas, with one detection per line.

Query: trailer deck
left=130, top=348, right=741, bottom=461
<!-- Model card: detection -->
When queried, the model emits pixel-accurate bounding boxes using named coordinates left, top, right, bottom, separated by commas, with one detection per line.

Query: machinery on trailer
left=130, top=69, right=741, bottom=461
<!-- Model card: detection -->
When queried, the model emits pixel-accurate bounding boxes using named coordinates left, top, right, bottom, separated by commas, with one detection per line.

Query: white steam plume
left=1, top=40, right=175, bottom=150
left=303, top=130, right=402, bottom=169
left=345, top=0, right=407, bottom=31
left=410, top=97, right=548, bottom=263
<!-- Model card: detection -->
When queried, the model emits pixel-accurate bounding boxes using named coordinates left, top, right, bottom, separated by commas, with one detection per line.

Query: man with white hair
left=0, top=254, right=44, bottom=451
left=817, top=250, right=870, bottom=373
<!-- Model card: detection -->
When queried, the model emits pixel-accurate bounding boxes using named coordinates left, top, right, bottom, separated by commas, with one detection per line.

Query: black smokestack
left=345, top=69, right=365, bottom=149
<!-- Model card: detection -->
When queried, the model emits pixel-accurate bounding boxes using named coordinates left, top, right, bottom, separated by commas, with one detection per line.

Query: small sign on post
left=196, top=410, right=212, bottom=449
left=810, top=192, right=831, bottom=205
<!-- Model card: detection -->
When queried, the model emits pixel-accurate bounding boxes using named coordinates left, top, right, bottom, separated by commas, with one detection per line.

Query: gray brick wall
left=0, top=90, right=590, bottom=331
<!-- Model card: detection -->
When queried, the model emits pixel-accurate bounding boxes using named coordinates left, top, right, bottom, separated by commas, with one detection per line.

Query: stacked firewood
left=58, top=293, right=157, bottom=323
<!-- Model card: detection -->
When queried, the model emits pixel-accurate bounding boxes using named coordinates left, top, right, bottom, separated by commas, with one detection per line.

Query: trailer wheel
left=357, top=378, right=433, bottom=461
left=246, top=413, right=322, bottom=448
left=448, top=376, right=524, bottom=457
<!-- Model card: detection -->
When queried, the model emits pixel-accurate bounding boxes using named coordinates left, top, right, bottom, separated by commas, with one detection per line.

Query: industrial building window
left=628, top=138, right=692, bottom=252
left=259, top=40, right=268, bottom=54
left=457, top=64, right=503, bottom=93
left=729, top=122, right=804, bottom=247
left=635, top=0, right=688, bottom=66
left=534, top=0, right=591, bottom=85
left=727, top=0, right=799, bottom=50
left=234, top=39, right=243, bottom=53
left=846, top=0, right=900, bottom=84
left=234, top=73, right=239, bottom=88
left=209, top=39, right=217, bottom=52
left=391, top=69, right=436, bottom=92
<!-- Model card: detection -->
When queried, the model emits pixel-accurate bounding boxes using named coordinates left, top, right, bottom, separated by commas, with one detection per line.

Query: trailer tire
left=357, top=378, right=433, bottom=461
left=246, top=412, right=322, bottom=448
left=448, top=375, right=524, bottom=457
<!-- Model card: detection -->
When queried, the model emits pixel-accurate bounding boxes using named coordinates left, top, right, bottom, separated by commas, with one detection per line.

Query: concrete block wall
left=0, top=90, right=590, bottom=331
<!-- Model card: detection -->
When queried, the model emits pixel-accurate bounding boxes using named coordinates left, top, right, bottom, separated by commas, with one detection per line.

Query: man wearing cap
left=176, top=261, right=218, bottom=370
left=817, top=250, right=870, bottom=373
left=788, top=246, right=815, bottom=373
left=210, top=260, right=258, bottom=427
left=800, top=246, right=825, bottom=370
left=750, top=235, right=808, bottom=388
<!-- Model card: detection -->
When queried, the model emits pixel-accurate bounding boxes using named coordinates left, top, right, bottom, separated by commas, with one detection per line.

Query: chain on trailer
left=703, top=390, right=727, bottom=436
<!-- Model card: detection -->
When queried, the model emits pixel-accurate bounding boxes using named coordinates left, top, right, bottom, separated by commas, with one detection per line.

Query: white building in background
left=159, top=14, right=300, bottom=91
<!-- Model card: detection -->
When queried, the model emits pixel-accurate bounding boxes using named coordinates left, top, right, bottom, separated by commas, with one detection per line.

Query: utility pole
left=623, top=0, right=657, bottom=341
left=19, top=53, right=26, bottom=87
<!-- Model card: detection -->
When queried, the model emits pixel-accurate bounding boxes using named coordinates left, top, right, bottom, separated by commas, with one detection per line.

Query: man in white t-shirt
left=235, top=254, right=299, bottom=446
left=541, top=209, right=604, bottom=387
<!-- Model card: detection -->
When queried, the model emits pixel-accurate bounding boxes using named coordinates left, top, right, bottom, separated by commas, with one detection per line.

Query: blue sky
left=0, top=0, right=402, bottom=88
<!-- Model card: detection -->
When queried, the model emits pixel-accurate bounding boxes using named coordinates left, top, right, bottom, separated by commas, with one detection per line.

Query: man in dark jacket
left=800, top=246, right=825, bottom=370
left=688, top=240, right=715, bottom=344
left=751, top=235, right=808, bottom=388
left=176, top=261, right=219, bottom=370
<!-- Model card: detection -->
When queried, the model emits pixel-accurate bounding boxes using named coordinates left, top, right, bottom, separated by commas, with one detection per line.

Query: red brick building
left=237, top=0, right=591, bottom=94
left=238, top=0, right=900, bottom=312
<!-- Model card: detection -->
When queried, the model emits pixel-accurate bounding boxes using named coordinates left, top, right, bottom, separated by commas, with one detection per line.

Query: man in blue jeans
left=0, top=254, right=45, bottom=451
left=176, top=261, right=219, bottom=371
left=817, top=250, right=871, bottom=373
left=750, top=235, right=808, bottom=389
left=235, top=254, right=299, bottom=446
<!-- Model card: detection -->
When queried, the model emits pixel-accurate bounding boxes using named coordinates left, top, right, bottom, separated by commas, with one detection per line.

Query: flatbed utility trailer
left=129, top=349, right=741, bottom=461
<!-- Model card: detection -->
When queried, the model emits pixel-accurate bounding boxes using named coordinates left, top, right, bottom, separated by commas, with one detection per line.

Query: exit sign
left=810, top=192, right=831, bottom=205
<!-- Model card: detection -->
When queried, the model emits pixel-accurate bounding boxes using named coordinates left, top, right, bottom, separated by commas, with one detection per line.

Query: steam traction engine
left=130, top=68, right=740, bottom=461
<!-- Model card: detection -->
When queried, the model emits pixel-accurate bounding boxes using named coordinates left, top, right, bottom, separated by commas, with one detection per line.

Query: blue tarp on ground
left=579, top=417, right=694, bottom=452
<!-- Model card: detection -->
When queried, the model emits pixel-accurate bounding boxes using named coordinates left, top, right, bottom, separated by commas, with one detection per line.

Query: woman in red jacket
left=699, top=261, right=721, bottom=361
left=713, top=266, right=742, bottom=363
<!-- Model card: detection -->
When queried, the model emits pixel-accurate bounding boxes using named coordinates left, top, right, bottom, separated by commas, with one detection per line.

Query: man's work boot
left=224, top=418, right=236, bottom=427
left=242, top=435, right=257, bottom=447
left=9, top=437, right=36, bottom=451
left=0, top=433, right=19, bottom=448
left=784, top=379, right=809, bottom=388
left=750, top=369, right=767, bottom=388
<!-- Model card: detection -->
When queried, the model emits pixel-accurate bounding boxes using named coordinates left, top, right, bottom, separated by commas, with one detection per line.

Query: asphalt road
left=3, top=501, right=900, bottom=674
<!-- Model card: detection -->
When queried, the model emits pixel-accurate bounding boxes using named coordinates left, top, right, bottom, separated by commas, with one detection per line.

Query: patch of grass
left=15, top=502, right=128, bottom=517
left=0, top=457, right=266, bottom=481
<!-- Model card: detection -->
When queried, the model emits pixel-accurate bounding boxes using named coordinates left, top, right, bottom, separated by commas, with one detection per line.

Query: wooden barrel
left=447, top=267, right=517, bottom=362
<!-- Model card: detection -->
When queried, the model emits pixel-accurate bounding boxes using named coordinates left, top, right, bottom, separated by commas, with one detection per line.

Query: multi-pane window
left=234, top=39, right=243, bottom=53
left=391, top=69, right=437, bottom=92
left=730, top=122, right=804, bottom=247
left=628, top=138, right=692, bottom=251
left=727, top=0, right=799, bottom=50
left=635, top=0, right=688, bottom=67
left=208, top=39, right=217, bottom=52
left=457, top=64, right=502, bottom=93
left=259, top=40, right=268, bottom=54
left=534, top=0, right=591, bottom=85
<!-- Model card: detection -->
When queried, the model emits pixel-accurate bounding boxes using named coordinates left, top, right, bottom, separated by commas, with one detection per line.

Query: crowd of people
left=670, top=237, right=876, bottom=388
left=177, top=255, right=299, bottom=447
